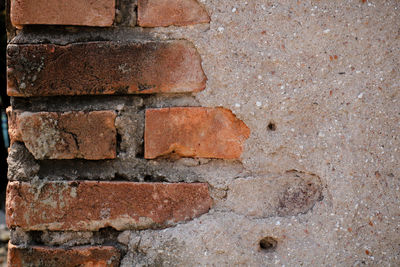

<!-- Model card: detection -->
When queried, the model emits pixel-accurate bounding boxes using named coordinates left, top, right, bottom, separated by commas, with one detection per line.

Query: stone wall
left=6, top=0, right=400, bottom=266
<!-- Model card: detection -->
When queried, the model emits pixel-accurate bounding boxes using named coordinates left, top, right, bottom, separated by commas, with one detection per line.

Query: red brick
left=7, top=41, right=206, bottom=97
left=10, top=0, right=115, bottom=28
left=6, top=107, right=21, bottom=147
left=8, top=243, right=120, bottom=267
left=6, top=181, right=212, bottom=231
left=144, top=107, right=250, bottom=159
left=138, top=0, right=210, bottom=27
left=8, top=109, right=116, bottom=160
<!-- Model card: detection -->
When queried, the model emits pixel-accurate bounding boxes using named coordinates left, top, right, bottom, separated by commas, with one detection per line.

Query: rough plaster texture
left=7, top=0, right=400, bottom=266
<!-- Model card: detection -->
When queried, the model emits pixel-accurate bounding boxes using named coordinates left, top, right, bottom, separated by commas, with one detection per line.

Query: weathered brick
left=6, top=107, right=21, bottom=147
left=138, top=0, right=210, bottom=27
left=10, top=0, right=115, bottom=28
left=7, top=41, right=206, bottom=97
left=145, top=107, right=250, bottom=159
left=8, top=109, right=117, bottom=160
left=8, top=243, right=120, bottom=267
left=6, top=181, right=212, bottom=231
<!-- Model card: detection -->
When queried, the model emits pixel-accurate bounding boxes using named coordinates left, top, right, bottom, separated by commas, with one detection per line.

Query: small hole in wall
left=259, top=237, right=277, bottom=252
left=143, top=175, right=167, bottom=182
left=136, top=151, right=144, bottom=158
left=116, top=133, right=123, bottom=153
left=267, top=122, right=277, bottom=131
left=30, top=231, right=45, bottom=245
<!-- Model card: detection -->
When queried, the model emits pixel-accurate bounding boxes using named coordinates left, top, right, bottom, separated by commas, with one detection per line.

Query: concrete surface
left=124, top=1, right=399, bottom=265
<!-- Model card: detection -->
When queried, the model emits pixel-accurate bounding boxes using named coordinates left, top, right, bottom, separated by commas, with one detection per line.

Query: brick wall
left=5, top=0, right=399, bottom=266
left=6, top=0, right=248, bottom=265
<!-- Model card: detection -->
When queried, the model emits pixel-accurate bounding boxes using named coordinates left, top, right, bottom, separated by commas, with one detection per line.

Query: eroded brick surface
left=10, top=0, right=115, bottom=28
left=7, top=41, right=206, bottom=97
left=6, top=181, right=212, bottom=231
left=8, top=109, right=117, bottom=160
left=145, top=107, right=250, bottom=159
left=138, top=0, right=210, bottom=27
left=226, top=172, right=323, bottom=218
left=6, top=107, right=21, bottom=147
left=8, top=243, right=120, bottom=267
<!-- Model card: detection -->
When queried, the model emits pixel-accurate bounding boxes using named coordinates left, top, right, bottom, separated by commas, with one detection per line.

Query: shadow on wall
left=1, top=0, right=11, bottom=265
left=1, top=0, right=9, bottom=210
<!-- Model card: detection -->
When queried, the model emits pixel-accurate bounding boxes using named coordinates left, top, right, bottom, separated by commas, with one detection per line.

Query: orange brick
left=145, top=107, right=250, bottom=159
left=8, top=109, right=116, bottom=160
left=138, top=0, right=210, bottom=27
left=6, top=181, right=212, bottom=231
left=10, top=0, right=115, bottom=28
left=6, top=107, right=21, bottom=147
left=7, top=41, right=206, bottom=97
left=8, top=243, right=120, bottom=267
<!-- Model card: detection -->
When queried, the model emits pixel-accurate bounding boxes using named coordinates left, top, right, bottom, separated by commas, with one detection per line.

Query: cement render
left=121, top=1, right=399, bottom=266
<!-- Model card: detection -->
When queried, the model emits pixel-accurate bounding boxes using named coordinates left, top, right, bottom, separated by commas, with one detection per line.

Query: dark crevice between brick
left=29, top=231, right=45, bottom=246
left=11, top=94, right=198, bottom=113
left=135, top=149, right=144, bottom=159
left=14, top=229, right=128, bottom=258
left=114, top=0, right=137, bottom=27
left=38, top=159, right=115, bottom=181
left=9, top=26, right=156, bottom=46
left=116, top=132, right=123, bottom=155
left=114, top=173, right=140, bottom=182
left=143, top=174, right=167, bottom=182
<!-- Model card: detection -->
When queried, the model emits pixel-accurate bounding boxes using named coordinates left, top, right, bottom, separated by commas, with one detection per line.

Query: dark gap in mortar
left=18, top=229, right=128, bottom=256
left=134, top=3, right=139, bottom=24
left=115, top=0, right=138, bottom=27
left=38, top=159, right=115, bottom=181
left=116, top=132, right=123, bottom=155
left=11, top=94, right=199, bottom=112
left=135, top=150, right=144, bottom=159
left=12, top=95, right=133, bottom=112
left=9, top=26, right=156, bottom=45
left=143, top=174, right=167, bottom=183
left=29, top=231, right=45, bottom=246
left=114, top=173, right=140, bottom=182
left=97, top=227, right=121, bottom=244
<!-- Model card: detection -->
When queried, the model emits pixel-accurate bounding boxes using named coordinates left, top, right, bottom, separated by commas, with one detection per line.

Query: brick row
left=6, top=181, right=212, bottom=231
left=8, top=243, right=120, bottom=267
left=8, top=107, right=250, bottom=161
left=7, top=41, right=206, bottom=97
left=11, top=0, right=209, bottom=28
